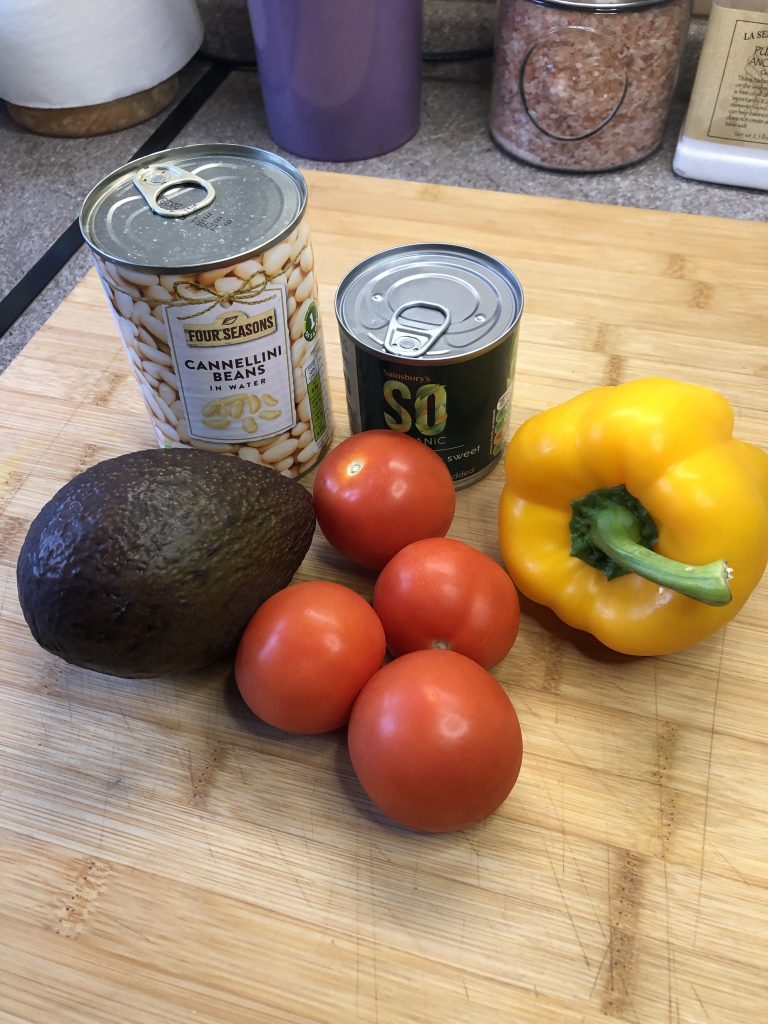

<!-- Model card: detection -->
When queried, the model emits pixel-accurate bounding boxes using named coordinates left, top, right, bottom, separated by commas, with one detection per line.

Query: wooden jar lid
left=6, top=74, right=178, bottom=138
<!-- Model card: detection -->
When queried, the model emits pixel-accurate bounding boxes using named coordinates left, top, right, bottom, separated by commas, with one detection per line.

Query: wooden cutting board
left=1, top=171, right=766, bottom=1024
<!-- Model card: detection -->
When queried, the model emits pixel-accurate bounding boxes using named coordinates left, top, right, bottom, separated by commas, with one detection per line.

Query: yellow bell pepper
left=498, top=378, right=768, bottom=656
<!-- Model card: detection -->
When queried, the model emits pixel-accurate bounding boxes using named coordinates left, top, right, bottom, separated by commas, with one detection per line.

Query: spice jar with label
left=490, top=0, right=691, bottom=172
left=673, top=0, right=768, bottom=189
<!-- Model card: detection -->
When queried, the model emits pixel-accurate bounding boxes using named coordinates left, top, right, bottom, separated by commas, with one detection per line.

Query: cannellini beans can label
left=335, top=243, right=524, bottom=488
left=80, top=143, right=332, bottom=477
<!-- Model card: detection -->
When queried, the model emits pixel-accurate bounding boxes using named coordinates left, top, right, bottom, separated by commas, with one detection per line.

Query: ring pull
left=383, top=301, right=451, bottom=357
left=132, top=163, right=216, bottom=218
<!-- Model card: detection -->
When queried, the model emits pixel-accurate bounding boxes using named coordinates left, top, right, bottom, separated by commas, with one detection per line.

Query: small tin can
left=335, top=243, right=524, bottom=487
left=80, top=143, right=333, bottom=479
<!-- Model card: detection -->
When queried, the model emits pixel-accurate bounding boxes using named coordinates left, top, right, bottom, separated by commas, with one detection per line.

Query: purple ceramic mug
left=247, top=0, right=423, bottom=161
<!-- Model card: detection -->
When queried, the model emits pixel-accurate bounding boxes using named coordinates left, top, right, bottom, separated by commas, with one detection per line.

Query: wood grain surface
left=1, top=171, right=767, bottom=1024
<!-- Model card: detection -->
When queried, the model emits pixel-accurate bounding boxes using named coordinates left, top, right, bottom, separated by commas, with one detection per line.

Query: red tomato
left=373, top=537, right=520, bottom=669
left=348, top=650, right=523, bottom=832
left=312, top=430, right=456, bottom=570
left=235, top=581, right=386, bottom=734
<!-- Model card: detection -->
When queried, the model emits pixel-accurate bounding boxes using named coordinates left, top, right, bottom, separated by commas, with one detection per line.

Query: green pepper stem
left=591, top=505, right=733, bottom=606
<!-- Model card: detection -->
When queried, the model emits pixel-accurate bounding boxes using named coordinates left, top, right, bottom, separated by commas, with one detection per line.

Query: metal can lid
left=79, top=143, right=307, bottom=272
left=335, top=243, right=523, bottom=363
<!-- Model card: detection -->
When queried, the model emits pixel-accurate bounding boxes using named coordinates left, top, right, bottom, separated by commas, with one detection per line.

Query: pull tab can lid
left=132, top=162, right=217, bottom=218
left=80, top=143, right=307, bottom=272
left=383, top=301, right=451, bottom=357
left=335, top=243, right=523, bottom=364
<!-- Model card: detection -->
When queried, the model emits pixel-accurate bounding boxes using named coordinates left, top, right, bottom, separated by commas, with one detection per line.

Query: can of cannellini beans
left=80, top=143, right=333, bottom=478
left=335, top=243, right=524, bottom=487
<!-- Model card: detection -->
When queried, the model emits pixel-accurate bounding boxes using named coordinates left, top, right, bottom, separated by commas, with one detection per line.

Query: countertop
left=0, top=14, right=765, bottom=376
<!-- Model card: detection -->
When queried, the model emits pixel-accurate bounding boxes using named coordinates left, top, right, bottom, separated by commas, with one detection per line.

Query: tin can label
left=91, top=226, right=332, bottom=477
left=343, top=332, right=518, bottom=486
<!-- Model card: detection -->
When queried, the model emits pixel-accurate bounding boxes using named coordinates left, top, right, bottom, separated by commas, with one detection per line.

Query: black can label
left=342, top=330, right=518, bottom=486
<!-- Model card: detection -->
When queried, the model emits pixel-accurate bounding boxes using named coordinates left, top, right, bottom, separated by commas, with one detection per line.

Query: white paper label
left=683, top=6, right=768, bottom=148
left=163, top=287, right=296, bottom=443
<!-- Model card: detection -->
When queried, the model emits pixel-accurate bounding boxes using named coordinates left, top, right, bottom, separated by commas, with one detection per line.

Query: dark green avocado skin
left=16, top=448, right=316, bottom=678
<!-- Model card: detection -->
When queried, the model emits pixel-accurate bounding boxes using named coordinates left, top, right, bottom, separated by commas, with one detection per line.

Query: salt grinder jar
left=490, top=0, right=691, bottom=172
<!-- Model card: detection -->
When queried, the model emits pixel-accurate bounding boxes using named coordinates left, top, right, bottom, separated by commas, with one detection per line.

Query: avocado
left=16, top=448, right=316, bottom=678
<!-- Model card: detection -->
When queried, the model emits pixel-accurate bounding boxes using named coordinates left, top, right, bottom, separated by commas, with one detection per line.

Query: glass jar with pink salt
left=490, top=0, right=691, bottom=171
